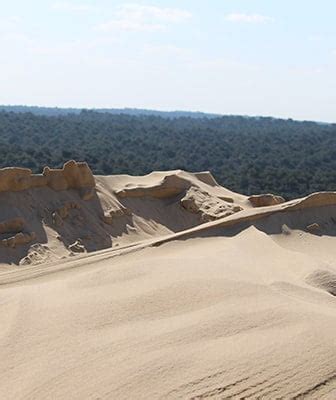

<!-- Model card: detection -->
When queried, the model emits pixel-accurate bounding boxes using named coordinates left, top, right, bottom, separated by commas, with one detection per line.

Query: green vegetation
left=0, top=109, right=335, bottom=199
left=0, top=105, right=219, bottom=119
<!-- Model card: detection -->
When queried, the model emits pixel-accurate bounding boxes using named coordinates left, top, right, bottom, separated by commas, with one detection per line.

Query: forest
left=0, top=109, right=335, bottom=199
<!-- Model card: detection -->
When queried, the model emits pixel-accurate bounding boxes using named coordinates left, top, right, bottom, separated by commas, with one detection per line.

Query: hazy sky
left=1, top=0, right=335, bottom=121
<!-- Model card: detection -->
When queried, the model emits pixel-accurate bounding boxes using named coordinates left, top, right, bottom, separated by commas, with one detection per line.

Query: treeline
left=0, top=109, right=335, bottom=199
left=0, top=105, right=219, bottom=119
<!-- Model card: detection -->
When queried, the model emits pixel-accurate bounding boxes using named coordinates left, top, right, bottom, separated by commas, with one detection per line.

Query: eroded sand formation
left=1, top=162, right=336, bottom=399
left=0, top=160, right=95, bottom=192
left=0, top=163, right=251, bottom=266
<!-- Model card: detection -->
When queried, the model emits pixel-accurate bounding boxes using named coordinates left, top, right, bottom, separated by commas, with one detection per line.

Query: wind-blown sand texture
left=1, top=163, right=336, bottom=399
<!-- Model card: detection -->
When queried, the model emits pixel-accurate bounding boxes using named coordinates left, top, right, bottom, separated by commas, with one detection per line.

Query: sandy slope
left=1, top=170, right=336, bottom=399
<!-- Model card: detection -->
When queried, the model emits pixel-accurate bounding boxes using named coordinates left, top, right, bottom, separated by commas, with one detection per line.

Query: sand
left=1, top=170, right=336, bottom=399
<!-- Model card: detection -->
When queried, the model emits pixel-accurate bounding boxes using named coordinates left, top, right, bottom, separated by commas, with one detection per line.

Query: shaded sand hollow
left=1, top=161, right=336, bottom=399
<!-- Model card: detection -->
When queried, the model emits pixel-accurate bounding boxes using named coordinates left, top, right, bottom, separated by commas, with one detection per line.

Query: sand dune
left=1, top=163, right=336, bottom=399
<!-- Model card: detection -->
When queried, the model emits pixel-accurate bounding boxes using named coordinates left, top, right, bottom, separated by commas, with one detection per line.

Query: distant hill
left=0, top=105, right=220, bottom=119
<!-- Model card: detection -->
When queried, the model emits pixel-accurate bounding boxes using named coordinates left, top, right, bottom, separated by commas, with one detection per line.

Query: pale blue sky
left=1, top=0, right=335, bottom=121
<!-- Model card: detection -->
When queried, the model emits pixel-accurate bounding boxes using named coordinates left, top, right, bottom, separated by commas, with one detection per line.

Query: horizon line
left=0, top=104, right=334, bottom=125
